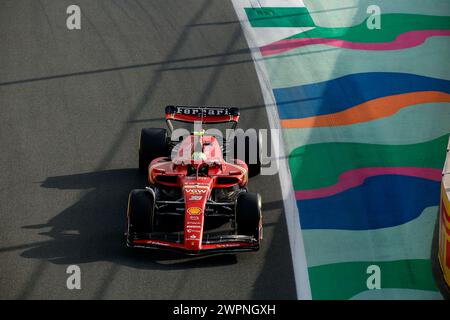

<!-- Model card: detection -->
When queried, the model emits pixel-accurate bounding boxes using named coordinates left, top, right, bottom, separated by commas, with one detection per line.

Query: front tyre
left=232, top=131, right=261, bottom=178
left=126, top=189, right=155, bottom=242
left=236, top=192, right=262, bottom=240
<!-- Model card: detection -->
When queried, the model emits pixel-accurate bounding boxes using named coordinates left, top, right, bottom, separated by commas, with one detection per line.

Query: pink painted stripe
left=295, top=167, right=442, bottom=200
left=261, top=30, right=450, bottom=56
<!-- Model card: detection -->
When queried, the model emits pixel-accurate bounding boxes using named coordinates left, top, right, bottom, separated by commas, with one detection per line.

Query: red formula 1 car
left=126, top=106, right=262, bottom=255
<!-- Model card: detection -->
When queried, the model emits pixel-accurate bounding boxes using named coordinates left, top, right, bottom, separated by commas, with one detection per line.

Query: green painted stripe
left=302, top=206, right=438, bottom=267
left=282, top=103, right=450, bottom=155
left=245, top=7, right=315, bottom=28
left=263, top=37, right=450, bottom=88
left=288, top=14, right=450, bottom=43
left=350, top=288, right=443, bottom=300
left=289, top=134, right=448, bottom=191
left=308, top=260, right=438, bottom=300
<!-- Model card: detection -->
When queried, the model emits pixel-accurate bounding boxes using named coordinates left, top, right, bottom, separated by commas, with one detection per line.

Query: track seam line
left=231, top=0, right=312, bottom=300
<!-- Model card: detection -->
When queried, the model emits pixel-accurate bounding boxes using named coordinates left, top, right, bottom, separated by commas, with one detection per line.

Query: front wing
left=126, top=232, right=259, bottom=255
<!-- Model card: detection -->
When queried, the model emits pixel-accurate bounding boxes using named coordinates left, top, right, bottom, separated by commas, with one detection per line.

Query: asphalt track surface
left=0, top=1, right=296, bottom=299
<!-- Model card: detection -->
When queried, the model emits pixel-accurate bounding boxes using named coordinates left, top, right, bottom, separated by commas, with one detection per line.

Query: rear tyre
left=127, top=189, right=155, bottom=237
left=232, top=131, right=261, bottom=177
left=236, top=192, right=262, bottom=240
left=139, top=128, right=169, bottom=172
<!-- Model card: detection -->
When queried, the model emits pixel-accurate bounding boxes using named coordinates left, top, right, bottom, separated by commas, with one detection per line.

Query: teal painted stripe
left=304, top=0, right=450, bottom=28
left=302, top=206, right=438, bottom=267
left=263, top=37, right=450, bottom=88
left=245, top=7, right=315, bottom=28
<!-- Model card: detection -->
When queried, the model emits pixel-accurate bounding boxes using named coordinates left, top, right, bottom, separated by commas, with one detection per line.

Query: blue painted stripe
left=297, top=175, right=440, bottom=230
left=274, top=72, right=450, bottom=119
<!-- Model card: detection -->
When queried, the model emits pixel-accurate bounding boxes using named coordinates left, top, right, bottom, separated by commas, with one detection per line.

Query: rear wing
left=165, top=105, right=240, bottom=124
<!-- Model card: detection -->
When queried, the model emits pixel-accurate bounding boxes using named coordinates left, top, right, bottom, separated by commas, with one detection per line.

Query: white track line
left=231, top=0, right=312, bottom=299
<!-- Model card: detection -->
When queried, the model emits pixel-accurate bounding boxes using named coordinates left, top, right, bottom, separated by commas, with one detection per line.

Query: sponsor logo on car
left=188, top=225, right=200, bottom=229
left=174, top=106, right=231, bottom=116
left=185, top=188, right=208, bottom=194
left=217, top=243, right=241, bottom=248
left=187, top=207, right=202, bottom=215
left=186, top=225, right=202, bottom=230
left=189, top=195, right=203, bottom=201
left=145, top=240, right=170, bottom=247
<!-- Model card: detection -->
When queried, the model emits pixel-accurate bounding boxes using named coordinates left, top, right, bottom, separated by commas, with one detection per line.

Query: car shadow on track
left=20, top=169, right=237, bottom=270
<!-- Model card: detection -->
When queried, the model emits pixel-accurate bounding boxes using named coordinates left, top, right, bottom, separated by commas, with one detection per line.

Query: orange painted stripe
left=281, top=91, right=450, bottom=128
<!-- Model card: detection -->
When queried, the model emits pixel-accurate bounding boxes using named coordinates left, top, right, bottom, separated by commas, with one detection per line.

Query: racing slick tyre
left=139, top=128, right=170, bottom=172
left=127, top=189, right=155, bottom=238
left=236, top=192, right=262, bottom=240
left=232, top=131, right=261, bottom=178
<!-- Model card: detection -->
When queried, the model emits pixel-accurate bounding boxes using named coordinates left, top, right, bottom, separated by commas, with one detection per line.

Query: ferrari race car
left=125, top=105, right=262, bottom=255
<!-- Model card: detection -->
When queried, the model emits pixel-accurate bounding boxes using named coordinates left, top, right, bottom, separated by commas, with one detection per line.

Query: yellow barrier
left=439, top=140, right=450, bottom=286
